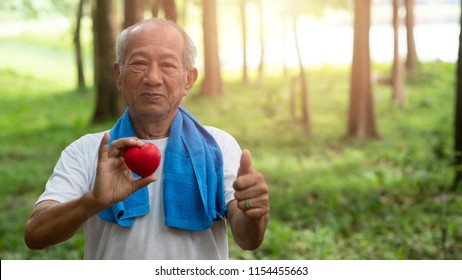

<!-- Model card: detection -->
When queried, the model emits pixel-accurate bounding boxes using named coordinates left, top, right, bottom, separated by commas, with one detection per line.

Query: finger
left=233, top=171, right=264, bottom=191
left=98, top=132, right=110, bottom=162
left=236, top=195, right=268, bottom=210
left=242, top=208, right=270, bottom=219
left=237, top=149, right=252, bottom=177
left=132, top=175, right=157, bottom=191
left=110, top=137, right=143, bottom=149
left=234, top=183, right=268, bottom=201
left=108, top=137, right=142, bottom=158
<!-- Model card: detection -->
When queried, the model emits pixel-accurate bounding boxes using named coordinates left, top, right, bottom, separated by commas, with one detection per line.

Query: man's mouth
left=140, top=93, right=164, bottom=101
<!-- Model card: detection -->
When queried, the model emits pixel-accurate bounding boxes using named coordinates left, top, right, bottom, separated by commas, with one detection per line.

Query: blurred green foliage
left=1, top=28, right=461, bottom=260
left=0, top=0, right=78, bottom=19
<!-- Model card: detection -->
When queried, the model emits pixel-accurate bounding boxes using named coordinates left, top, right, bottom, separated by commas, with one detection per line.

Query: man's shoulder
left=75, top=131, right=106, bottom=144
left=65, top=131, right=107, bottom=153
left=204, top=126, right=236, bottom=143
left=204, top=126, right=241, bottom=156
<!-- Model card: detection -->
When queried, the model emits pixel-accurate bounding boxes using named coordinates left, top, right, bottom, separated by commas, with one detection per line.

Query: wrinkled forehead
left=125, top=22, right=185, bottom=58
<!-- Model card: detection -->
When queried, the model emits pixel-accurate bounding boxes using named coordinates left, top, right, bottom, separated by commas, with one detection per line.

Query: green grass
left=0, top=34, right=461, bottom=260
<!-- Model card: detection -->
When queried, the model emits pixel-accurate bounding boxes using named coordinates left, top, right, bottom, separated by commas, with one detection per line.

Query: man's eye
left=160, top=62, right=179, bottom=74
left=128, top=61, right=148, bottom=71
left=161, top=62, right=176, bottom=68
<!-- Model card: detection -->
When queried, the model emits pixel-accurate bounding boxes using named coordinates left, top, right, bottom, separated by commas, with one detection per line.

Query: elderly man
left=24, top=18, right=269, bottom=259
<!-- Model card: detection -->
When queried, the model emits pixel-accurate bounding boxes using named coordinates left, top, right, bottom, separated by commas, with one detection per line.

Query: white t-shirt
left=36, top=126, right=242, bottom=259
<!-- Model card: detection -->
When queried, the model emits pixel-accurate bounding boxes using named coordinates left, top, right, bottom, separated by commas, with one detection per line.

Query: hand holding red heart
left=233, top=150, right=269, bottom=219
left=90, top=132, right=157, bottom=210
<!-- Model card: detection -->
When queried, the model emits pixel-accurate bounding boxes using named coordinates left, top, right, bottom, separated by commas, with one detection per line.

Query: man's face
left=115, top=23, right=196, bottom=121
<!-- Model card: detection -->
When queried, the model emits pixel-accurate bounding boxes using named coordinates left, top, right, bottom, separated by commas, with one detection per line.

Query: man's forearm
left=228, top=201, right=268, bottom=250
left=24, top=192, right=103, bottom=250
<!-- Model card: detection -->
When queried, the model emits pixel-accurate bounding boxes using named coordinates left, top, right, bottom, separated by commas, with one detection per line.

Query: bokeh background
left=1, top=0, right=461, bottom=259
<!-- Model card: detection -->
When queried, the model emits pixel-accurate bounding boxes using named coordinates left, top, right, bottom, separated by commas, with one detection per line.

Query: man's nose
left=143, top=64, right=162, bottom=86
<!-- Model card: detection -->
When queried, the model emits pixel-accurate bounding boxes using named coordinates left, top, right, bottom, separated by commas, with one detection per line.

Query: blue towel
left=97, top=106, right=226, bottom=231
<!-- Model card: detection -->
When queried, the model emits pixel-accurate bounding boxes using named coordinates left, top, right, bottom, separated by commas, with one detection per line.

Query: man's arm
left=24, top=195, right=105, bottom=249
left=226, top=150, right=269, bottom=250
left=24, top=132, right=156, bottom=250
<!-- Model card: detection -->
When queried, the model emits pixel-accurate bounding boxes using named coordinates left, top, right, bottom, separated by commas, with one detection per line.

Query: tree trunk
left=199, top=0, right=223, bottom=96
left=151, top=0, right=160, bottom=17
left=163, top=0, right=177, bottom=22
left=124, top=0, right=145, bottom=28
left=240, top=0, right=248, bottom=85
left=348, top=0, right=379, bottom=140
left=454, top=0, right=462, bottom=191
left=151, top=0, right=177, bottom=21
left=392, top=0, right=406, bottom=107
left=405, top=0, right=418, bottom=75
left=289, top=75, right=298, bottom=125
left=293, top=16, right=310, bottom=135
left=92, top=0, right=121, bottom=123
left=74, top=0, right=86, bottom=92
left=281, top=15, right=288, bottom=77
left=257, top=0, right=265, bottom=84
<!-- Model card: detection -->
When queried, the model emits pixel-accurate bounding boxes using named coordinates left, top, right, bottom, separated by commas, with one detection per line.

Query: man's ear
left=114, top=63, right=122, bottom=90
left=185, top=67, right=198, bottom=92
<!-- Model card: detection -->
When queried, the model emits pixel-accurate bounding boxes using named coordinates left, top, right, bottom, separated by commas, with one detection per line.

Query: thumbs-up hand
left=233, top=150, right=269, bottom=219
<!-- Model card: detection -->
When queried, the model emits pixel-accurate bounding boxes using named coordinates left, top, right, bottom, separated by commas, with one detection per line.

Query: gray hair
left=115, top=18, right=197, bottom=71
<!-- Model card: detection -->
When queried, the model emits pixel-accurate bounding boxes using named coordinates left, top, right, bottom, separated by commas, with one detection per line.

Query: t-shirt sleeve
left=36, top=136, right=96, bottom=206
left=207, top=127, right=242, bottom=205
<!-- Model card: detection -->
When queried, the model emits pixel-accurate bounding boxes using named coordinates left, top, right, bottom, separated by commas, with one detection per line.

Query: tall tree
left=240, top=0, right=249, bottom=85
left=74, top=0, right=86, bottom=92
left=280, top=14, right=289, bottom=77
left=454, top=0, right=462, bottom=191
left=199, top=0, right=223, bottom=96
left=256, top=0, right=265, bottom=83
left=151, top=0, right=177, bottom=22
left=405, top=0, right=418, bottom=75
left=392, top=0, right=406, bottom=106
left=151, top=0, right=160, bottom=17
left=92, top=0, right=121, bottom=122
left=274, top=0, right=348, bottom=133
left=348, top=0, right=379, bottom=139
left=163, top=0, right=177, bottom=22
left=275, top=0, right=311, bottom=135
left=124, top=0, right=145, bottom=28
left=292, top=15, right=310, bottom=135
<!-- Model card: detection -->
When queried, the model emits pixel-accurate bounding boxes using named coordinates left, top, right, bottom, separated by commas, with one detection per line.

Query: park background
left=1, top=0, right=462, bottom=259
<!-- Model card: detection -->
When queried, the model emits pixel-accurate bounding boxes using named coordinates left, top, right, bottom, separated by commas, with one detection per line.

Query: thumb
left=237, top=149, right=252, bottom=177
left=98, top=132, right=110, bottom=161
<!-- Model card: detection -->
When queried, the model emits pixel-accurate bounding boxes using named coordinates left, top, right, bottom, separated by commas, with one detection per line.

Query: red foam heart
left=123, top=143, right=161, bottom=178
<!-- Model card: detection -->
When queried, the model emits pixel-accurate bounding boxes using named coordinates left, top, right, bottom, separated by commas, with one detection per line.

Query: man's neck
left=130, top=111, right=175, bottom=140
